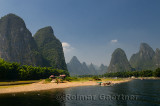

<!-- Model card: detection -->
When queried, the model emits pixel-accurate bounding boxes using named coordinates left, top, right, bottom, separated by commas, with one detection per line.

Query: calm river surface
left=0, top=79, right=160, bottom=106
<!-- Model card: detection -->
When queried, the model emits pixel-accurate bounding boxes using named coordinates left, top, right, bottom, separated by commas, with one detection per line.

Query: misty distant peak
left=70, top=56, right=79, bottom=63
left=156, top=48, right=160, bottom=53
left=100, top=64, right=107, bottom=68
left=67, top=56, right=107, bottom=75
left=100, top=64, right=105, bottom=67
left=88, top=63, right=96, bottom=72
left=90, top=63, right=94, bottom=66
left=82, top=62, right=87, bottom=65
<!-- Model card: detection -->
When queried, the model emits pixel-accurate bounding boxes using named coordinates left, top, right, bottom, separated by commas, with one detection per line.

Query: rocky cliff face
left=108, top=48, right=132, bottom=73
left=0, top=14, right=43, bottom=66
left=130, top=43, right=155, bottom=70
left=34, top=26, right=67, bottom=70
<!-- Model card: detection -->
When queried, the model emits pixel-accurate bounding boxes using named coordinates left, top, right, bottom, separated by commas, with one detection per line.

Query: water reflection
left=110, top=82, right=129, bottom=106
left=0, top=89, right=65, bottom=106
left=0, top=80, right=160, bottom=106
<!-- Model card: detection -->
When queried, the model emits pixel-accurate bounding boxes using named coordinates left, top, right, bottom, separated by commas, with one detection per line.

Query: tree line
left=102, top=68, right=160, bottom=78
left=0, top=58, right=69, bottom=81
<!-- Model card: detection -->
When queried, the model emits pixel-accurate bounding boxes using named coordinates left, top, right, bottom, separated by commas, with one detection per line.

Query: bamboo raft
left=97, top=81, right=113, bottom=86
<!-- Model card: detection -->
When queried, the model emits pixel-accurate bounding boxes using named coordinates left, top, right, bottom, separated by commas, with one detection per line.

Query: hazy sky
left=0, top=0, right=160, bottom=66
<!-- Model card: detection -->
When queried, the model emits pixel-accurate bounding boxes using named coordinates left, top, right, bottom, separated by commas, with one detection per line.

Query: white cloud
left=62, top=42, right=70, bottom=47
left=62, top=42, right=73, bottom=53
left=111, top=39, right=118, bottom=43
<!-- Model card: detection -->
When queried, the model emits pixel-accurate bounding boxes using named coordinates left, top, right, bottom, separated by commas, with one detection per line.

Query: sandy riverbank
left=0, top=79, right=131, bottom=94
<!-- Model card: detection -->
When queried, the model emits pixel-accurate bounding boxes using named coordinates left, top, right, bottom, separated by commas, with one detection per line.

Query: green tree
left=153, top=68, right=160, bottom=77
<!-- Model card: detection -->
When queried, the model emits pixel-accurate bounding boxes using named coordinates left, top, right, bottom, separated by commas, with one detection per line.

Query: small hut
left=59, top=75, right=66, bottom=79
left=49, top=75, right=55, bottom=79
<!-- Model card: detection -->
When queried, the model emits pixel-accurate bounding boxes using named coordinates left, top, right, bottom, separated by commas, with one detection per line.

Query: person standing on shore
left=56, top=78, right=60, bottom=84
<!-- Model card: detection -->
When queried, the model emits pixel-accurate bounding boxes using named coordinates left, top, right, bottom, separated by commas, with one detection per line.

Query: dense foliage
left=102, top=69, right=160, bottom=78
left=153, top=68, right=160, bottom=77
left=34, top=26, right=67, bottom=70
left=0, top=58, right=69, bottom=81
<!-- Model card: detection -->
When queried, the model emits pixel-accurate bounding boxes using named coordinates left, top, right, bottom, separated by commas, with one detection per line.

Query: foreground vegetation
left=0, top=58, right=69, bottom=81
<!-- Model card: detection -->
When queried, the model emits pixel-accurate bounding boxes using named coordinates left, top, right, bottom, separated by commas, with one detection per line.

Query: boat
left=98, top=81, right=113, bottom=86
left=102, top=81, right=111, bottom=86
left=97, top=82, right=102, bottom=85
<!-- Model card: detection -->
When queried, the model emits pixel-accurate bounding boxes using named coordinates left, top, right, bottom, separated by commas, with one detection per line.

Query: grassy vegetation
left=0, top=80, right=41, bottom=89
left=0, top=84, right=32, bottom=89
left=64, top=77, right=92, bottom=82
left=71, top=77, right=93, bottom=82
left=101, top=78, right=126, bottom=81
left=44, top=78, right=52, bottom=83
left=0, top=80, right=41, bottom=86
left=64, top=76, right=126, bottom=82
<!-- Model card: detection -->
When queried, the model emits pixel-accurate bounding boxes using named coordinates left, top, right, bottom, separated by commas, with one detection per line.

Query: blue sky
left=0, top=0, right=160, bottom=66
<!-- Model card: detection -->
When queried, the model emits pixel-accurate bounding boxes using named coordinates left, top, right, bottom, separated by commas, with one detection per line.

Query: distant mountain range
left=68, top=43, right=160, bottom=75
left=67, top=56, right=107, bottom=76
left=0, top=13, right=159, bottom=76
left=0, top=13, right=67, bottom=70
left=108, top=43, right=160, bottom=73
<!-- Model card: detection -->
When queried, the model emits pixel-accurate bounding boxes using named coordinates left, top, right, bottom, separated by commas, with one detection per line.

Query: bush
left=64, top=77, right=73, bottom=82
left=65, top=77, right=78, bottom=82
left=102, top=69, right=160, bottom=78
left=139, top=70, right=153, bottom=77
left=92, top=76, right=101, bottom=80
left=153, top=68, right=160, bottom=77
left=45, top=78, right=52, bottom=82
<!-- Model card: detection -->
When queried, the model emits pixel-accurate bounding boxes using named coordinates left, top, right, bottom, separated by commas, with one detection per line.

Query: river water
left=0, top=79, right=160, bottom=106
